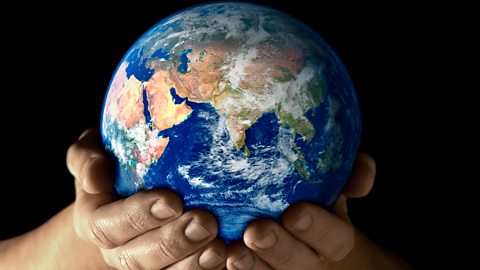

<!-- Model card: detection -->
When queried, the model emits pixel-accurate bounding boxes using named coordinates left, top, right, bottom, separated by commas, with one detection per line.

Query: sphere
left=101, top=2, right=361, bottom=241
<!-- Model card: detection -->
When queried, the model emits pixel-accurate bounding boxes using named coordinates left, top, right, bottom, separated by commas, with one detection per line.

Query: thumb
left=67, top=128, right=114, bottom=195
left=342, top=153, right=376, bottom=198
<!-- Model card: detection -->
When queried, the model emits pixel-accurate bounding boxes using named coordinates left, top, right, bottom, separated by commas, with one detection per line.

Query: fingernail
left=185, top=220, right=211, bottom=242
left=150, top=200, right=176, bottom=220
left=292, top=211, right=313, bottom=231
left=232, top=252, right=254, bottom=270
left=252, top=230, right=277, bottom=250
left=199, top=248, right=224, bottom=269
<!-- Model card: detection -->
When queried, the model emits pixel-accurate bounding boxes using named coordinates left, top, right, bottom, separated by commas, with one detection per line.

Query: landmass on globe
left=101, top=2, right=361, bottom=241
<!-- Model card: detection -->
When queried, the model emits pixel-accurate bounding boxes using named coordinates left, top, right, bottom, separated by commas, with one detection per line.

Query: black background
left=1, top=1, right=469, bottom=268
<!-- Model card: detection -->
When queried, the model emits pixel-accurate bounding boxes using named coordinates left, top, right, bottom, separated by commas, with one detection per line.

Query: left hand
left=225, top=154, right=376, bottom=270
left=67, top=128, right=225, bottom=270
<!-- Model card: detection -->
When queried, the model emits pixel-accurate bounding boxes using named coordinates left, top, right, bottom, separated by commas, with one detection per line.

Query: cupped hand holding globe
left=68, top=128, right=385, bottom=269
left=94, top=1, right=372, bottom=268
left=75, top=2, right=412, bottom=269
left=0, top=3, right=413, bottom=270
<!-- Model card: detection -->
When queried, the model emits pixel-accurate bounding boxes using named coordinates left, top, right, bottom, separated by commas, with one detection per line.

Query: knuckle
left=153, top=237, right=180, bottom=261
left=311, top=218, right=333, bottom=245
left=123, top=207, right=150, bottom=233
left=326, top=230, right=354, bottom=261
left=117, top=250, right=143, bottom=270
left=276, top=249, right=297, bottom=266
left=89, top=219, right=116, bottom=249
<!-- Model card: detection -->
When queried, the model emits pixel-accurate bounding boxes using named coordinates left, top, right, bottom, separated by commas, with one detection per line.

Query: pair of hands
left=67, top=129, right=376, bottom=270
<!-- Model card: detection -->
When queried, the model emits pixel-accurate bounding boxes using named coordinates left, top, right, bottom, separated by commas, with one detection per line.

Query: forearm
left=0, top=204, right=112, bottom=270
left=334, top=229, right=413, bottom=270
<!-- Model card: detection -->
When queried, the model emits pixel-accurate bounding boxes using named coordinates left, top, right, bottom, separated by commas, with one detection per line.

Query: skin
left=0, top=128, right=412, bottom=270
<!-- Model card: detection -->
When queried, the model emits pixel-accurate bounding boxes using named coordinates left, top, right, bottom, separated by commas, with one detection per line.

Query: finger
left=67, top=128, right=113, bottom=194
left=226, top=241, right=273, bottom=270
left=166, top=238, right=226, bottom=270
left=282, top=202, right=355, bottom=262
left=343, top=153, right=376, bottom=198
left=73, top=177, right=117, bottom=242
left=70, top=129, right=118, bottom=242
left=102, top=209, right=218, bottom=270
left=86, top=189, right=183, bottom=249
left=243, top=219, right=323, bottom=270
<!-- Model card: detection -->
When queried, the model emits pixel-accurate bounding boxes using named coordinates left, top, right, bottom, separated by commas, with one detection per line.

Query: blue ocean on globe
left=101, top=2, right=361, bottom=242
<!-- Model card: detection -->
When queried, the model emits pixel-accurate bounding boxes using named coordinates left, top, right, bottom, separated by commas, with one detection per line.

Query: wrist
left=0, top=204, right=113, bottom=270
left=51, top=204, right=114, bottom=269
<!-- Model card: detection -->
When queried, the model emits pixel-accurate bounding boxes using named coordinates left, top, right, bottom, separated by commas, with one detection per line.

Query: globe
left=101, top=2, right=361, bottom=242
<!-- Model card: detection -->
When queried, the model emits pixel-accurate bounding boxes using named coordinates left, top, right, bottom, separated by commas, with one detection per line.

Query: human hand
left=67, top=128, right=226, bottom=270
left=226, top=154, right=378, bottom=270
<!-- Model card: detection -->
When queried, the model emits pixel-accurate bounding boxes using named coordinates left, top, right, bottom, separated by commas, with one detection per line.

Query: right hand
left=67, top=128, right=226, bottom=270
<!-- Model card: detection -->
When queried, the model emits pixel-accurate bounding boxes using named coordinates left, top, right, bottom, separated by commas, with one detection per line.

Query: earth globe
left=101, top=2, right=361, bottom=242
